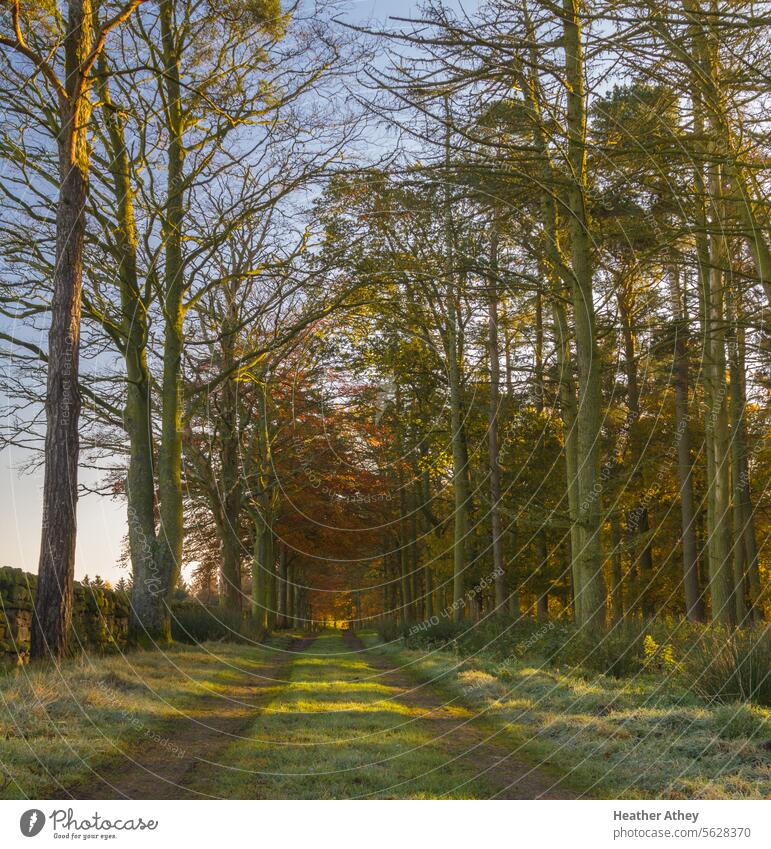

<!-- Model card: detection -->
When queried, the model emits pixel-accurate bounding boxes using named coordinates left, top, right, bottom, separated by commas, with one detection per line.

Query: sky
left=0, top=0, right=456, bottom=585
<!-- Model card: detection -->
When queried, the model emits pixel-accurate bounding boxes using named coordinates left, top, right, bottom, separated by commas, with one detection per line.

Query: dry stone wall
left=0, top=566, right=129, bottom=667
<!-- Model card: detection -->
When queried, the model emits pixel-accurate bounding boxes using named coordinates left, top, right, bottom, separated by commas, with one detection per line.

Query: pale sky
left=0, top=452, right=127, bottom=583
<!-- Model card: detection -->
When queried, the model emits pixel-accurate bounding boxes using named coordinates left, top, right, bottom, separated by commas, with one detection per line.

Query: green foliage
left=170, top=604, right=265, bottom=644
left=375, top=617, right=406, bottom=643
left=546, top=621, right=685, bottom=679
left=642, top=633, right=676, bottom=671
left=394, top=616, right=771, bottom=704
left=214, top=0, right=287, bottom=37
left=399, top=615, right=644, bottom=675
left=403, top=618, right=465, bottom=649
left=545, top=624, right=641, bottom=677
left=675, top=627, right=771, bottom=707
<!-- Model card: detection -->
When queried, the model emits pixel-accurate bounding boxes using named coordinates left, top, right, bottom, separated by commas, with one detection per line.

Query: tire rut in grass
left=342, top=630, right=576, bottom=799
left=60, top=636, right=316, bottom=800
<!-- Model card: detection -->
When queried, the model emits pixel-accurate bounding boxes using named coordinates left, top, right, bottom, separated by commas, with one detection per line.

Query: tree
left=0, top=0, right=145, bottom=660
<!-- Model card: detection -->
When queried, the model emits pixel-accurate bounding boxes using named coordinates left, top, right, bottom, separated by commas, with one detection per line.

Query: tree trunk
left=218, top=504, right=242, bottom=615
left=551, top=297, right=582, bottom=622
left=448, top=351, right=471, bottom=623
left=264, top=524, right=276, bottom=629
left=704, top=167, right=736, bottom=627
left=686, top=0, right=737, bottom=627
left=250, top=511, right=267, bottom=626
left=94, top=55, right=161, bottom=642
left=217, top=314, right=244, bottom=614
left=668, top=266, right=705, bottom=622
left=408, top=484, right=422, bottom=622
left=727, top=283, right=758, bottom=622
left=134, top=0, right=188, bottom=643
left=679, top=0, right=771, bottom=313
left=617, top=288, right=654, bottom=617
left=277, top=544, right=288, bottom=628
left=487, top=228, right=506, bottom=612
left=507, top=523, right=524, bottom=618
left=292, top=567, right=304, bottom=631
left=399, top=532, right=413, bottom=626
left=284, top=561, right=293, bottom=628
left=424, top=565, right=434, bottom=619
left=31, top=1, right=95, bottom=661
left=354, top=589, right=362, bottom=631
left=562, top=0, right=606, bottom=629
left=610, top=512, right=624, bottom=622
left=534, top=282, right=549, bottom=620
left=439, top=97, right=472, bottom=622
left=520, top=25, right=583, bottom=622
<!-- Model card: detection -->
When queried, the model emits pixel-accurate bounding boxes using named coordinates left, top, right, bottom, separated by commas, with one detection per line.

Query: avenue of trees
left=0, top=0, right=769, bottom=660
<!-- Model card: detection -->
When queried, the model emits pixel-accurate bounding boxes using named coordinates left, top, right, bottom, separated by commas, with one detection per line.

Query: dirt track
left=58, top=632, right=573, bottom=799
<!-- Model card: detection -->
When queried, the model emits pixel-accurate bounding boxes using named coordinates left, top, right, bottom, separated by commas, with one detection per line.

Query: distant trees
left=0, top=0, right=767, bottom=655
left=331, top=0, right=769, bottom=628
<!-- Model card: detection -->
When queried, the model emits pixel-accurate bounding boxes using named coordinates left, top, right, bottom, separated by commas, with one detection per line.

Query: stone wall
left=0, top=567, right=130, bottom=667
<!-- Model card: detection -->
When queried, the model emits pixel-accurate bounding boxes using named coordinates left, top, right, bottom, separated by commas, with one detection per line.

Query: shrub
left=170, top=604, right=264, bottom=644
left=403, top=618, right=466, bottom=650
left=374, top=618, right=403, bottom=643
left=402, top=616, right=648, bottom=676
left=404, top=616, right=554, bottom=661
left=381, top=611, right=770, bottom=707
left=547, top=621, right=649, bottom=677
left=675, top=626, right=771, bottom=706
left=401, top=615, right=549, bottom=655
left=457, top=616, right=556, bottom=659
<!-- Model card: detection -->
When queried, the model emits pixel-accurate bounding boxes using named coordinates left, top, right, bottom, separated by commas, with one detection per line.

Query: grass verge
left=360, top=631, right=770, bottom=799
left=0, top=635, right=293, bottom=799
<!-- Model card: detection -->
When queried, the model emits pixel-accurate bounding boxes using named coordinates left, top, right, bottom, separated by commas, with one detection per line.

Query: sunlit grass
left=0, top=637, right=293, bottom=799
left=186, top=632, right=520, bottom=799
left=368, top=636, right=770, bottom=799
left=6, top=629, right=755, bottom=799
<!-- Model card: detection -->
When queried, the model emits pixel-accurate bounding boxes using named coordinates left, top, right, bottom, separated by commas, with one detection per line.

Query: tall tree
left=1, top=0, right=145, bottom=660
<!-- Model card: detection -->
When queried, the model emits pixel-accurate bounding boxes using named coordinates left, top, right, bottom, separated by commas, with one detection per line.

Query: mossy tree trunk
left=668, top=265, right=705, bottom=623
left=32, top=1, right=94, bottom=661
left=94, top=54, right=159, bottom=641
left=562, top=0, right=606, bottom=629
left=131, top=0, right=188, bottom=644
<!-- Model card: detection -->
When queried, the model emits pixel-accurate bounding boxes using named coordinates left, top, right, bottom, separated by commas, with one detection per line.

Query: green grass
left=363, top=634, right=770, bottom=799
left=2, top=630, right=767, bottom=799
left=0, top=636, right=291, bottom=799
left=185, top=631, right=526, bottom=799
